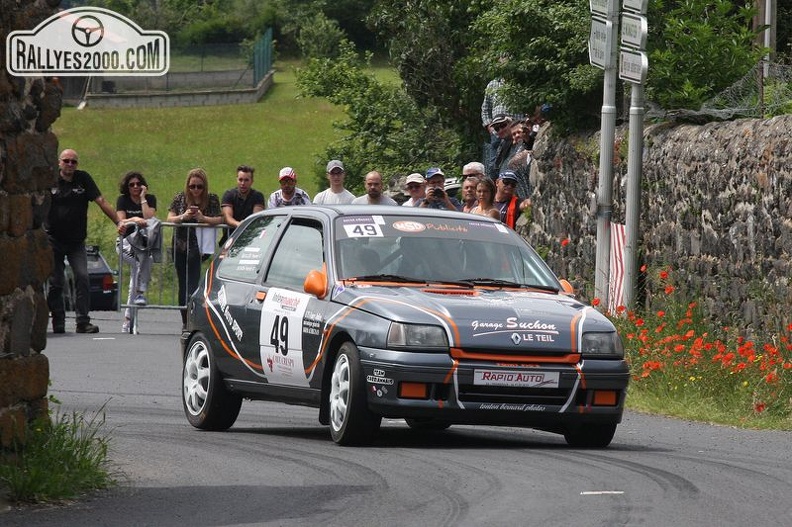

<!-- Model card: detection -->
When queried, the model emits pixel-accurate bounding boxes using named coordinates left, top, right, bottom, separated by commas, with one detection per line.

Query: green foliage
left=370, top=0, right=490, bottom=160
left=476, top=0, right=603, bottom=133
left=296, top=12, right=346, bottom=59
left=296, top=41, right=462, bottom=192
left=647, top=0, right=765, bottom=109
left=0, top=409, right=116, bottom=503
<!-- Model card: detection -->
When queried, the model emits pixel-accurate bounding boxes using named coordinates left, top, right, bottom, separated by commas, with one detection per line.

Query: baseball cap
left=498, top=170, right=518, bottom=181
left=444, top=177, right=461, bottom=192
left=326, top=160, right=345, bottom=173
left=405, top=173, right=425, bottom=185
left=491, top=114, right=512, bottom=126
left=425, top=167, right=445, bottom=180
left=278, top=167, right=296, bottom=181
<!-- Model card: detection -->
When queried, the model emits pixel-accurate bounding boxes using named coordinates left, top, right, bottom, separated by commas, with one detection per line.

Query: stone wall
left=0, top=0, right=61, bottom=447
left=524, top=114, right=792, bottom=335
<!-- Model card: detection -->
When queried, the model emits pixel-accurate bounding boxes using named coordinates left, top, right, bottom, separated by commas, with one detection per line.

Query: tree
left=296, top=40, right=461, bottom=191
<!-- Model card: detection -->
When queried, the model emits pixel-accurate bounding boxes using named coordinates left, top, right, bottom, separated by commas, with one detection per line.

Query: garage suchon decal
left=6, top=7, right=169, bottom=76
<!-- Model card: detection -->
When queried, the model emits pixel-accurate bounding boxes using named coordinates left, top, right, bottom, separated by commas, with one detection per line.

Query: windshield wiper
left=347, top=274, right=426, bottom=283
left=459, top=278, right=559, bottom=292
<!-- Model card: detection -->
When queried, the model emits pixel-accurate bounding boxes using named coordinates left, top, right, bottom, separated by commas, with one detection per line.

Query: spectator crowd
left=46, top=83, right=547, bottom=334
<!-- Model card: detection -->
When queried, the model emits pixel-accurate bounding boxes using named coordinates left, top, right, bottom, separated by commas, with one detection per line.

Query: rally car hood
left=333, top=284, right=616, bottom=353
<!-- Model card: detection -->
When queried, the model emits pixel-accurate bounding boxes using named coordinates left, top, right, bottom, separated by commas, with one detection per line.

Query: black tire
left=182, top=333, right=242, bottom=430
left=405, top=418, right=452, bottom=431
left=564, top=423, right=617, bottom=448
left=328, top=342, right=381, bottom=445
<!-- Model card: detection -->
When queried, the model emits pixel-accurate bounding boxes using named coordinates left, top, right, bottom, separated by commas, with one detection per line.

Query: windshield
left=334, top=214, right=560, bottom=288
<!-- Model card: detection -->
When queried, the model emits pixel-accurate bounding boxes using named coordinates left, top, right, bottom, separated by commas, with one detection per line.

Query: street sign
left=589, top=17, right=613, bottom=69
left=619, top=49, right=648, bottom=84
left=589, top=0, right=612, bottom=17
left=620, top=13, right=647, bottom=49
left=622, top=0, right=649, bottom=14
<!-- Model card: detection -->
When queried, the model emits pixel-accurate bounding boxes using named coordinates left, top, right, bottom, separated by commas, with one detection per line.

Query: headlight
left=581, top=332, right=624, bottom=357
left=387, top=322, right=448, bottom=350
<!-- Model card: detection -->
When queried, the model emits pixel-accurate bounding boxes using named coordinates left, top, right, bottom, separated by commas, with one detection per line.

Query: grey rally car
left=181, top=206, right=629, bottom=446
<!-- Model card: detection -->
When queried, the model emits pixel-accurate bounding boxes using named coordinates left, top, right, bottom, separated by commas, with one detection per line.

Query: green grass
left=0, top=408, right=116, bottom=503
left=55, top=59, right=346, bottom=260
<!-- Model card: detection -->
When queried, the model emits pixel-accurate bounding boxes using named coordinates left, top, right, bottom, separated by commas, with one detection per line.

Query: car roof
left=253, top=205, right=502, bottom=223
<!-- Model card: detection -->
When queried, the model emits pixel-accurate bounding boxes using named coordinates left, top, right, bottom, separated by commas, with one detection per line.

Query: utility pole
left=589, top=0, right=620, bottom=306
left=619, top=1, right=649, bottom=309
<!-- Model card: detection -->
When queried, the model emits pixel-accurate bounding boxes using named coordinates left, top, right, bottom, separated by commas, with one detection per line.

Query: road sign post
left=618, top=1, right=648, bottom=310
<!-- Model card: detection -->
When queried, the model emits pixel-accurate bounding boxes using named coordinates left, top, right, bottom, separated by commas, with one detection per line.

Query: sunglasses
left=188, top=184, right=204, bottom=190
left=128, top=182, right=142, bottom=187
left=493, top=123, right=508, bottom=131
left=406, top=184, right=422, bottom=190
left=501, top=180, right=517, bottom=187
left=61, top=158, right=78, bottom=165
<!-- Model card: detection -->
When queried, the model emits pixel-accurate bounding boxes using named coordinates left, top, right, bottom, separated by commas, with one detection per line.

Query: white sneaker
left=122, top=318, right=131, bottom=333
left=133, top=294, right=147, bottom=306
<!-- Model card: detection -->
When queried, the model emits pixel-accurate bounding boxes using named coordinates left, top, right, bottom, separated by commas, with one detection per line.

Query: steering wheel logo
left=71, top=15, right=104, bottom=47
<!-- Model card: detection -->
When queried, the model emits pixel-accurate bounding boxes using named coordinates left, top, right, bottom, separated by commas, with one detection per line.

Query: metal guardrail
left=117, top=222, right=229, bottom=334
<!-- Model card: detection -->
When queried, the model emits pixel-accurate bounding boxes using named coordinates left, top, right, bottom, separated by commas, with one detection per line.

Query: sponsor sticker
left=474, top=370, right=559, bottom=388
left=7, top=7, right=169, bottom=76
left=392, top=220, right=426, bottom=233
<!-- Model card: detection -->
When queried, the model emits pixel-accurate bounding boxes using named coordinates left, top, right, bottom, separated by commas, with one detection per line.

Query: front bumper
left=359, top=347, right=629, bottom=428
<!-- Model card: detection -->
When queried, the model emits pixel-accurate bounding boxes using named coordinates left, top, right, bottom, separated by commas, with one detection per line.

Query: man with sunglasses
left=46, top=149, right=120, bottom=334
left=493, top=171, right=531, bottom=229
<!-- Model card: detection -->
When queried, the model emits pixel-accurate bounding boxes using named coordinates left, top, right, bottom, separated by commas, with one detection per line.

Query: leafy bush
left=647, top=0, right=765, bottom=110
left=296, top=12, right=346, bottom=59
left=296, top=40, right=463, bottom=191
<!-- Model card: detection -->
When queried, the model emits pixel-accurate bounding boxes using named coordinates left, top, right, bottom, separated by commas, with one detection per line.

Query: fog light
left=399, top=382, right=428, bottom=399
left=592, top=390, right=618, bottom=406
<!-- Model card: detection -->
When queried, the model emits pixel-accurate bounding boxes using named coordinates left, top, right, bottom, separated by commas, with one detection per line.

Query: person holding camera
left=417, top=167, right=462, bottom=211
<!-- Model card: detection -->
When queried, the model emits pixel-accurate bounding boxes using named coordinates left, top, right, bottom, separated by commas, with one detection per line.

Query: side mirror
left=559, top=279, right=575, bottom=296
left=304, top=267, right=328, bottom=299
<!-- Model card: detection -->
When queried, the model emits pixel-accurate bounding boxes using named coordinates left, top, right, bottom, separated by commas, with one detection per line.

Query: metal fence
left=118, top=222, right=229, bottom=334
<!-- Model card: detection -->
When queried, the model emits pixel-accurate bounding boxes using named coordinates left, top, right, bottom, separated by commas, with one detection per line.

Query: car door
left=240, top=216, right=329, bottom=391
left=212, top=213, right=286, bottom=381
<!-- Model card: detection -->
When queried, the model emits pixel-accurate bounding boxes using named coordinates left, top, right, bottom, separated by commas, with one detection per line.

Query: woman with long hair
left=116, top=170, right=157, bottom=332
left=166, top=168, right=224, bottom=325
left=471, top=177, right=501, bottom=220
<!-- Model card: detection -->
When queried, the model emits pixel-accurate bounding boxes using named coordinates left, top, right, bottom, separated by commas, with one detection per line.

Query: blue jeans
left=48, top=238, right=91, bottom=326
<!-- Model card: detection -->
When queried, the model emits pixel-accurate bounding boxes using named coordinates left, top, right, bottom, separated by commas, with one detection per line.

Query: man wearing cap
left=313, top=160, right=355, bottom=205
left=402, top=173, right=426, bottom=207
left=417, top=167, right=462, bottom=211
left=351, top=171, right=398, bottom=205
left=221, top=165, right=265, bottom=234
left=268, top=167, right=311, bottom=208
left=486, top=113, right=515, bottom=179
left=493, top=170, right=531, bottom=229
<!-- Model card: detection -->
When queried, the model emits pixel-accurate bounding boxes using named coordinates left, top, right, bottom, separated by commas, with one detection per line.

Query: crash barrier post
left=117, top=222, right=229, bottom=334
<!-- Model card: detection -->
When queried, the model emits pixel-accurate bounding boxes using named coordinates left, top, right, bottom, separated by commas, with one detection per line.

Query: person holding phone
left=167, top=168, right=224, bottom=326
left=417, top=167, right=462, bottom=210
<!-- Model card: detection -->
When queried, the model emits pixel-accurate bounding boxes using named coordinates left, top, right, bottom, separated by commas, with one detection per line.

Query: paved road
left=2, top=309, right=792, bottom=526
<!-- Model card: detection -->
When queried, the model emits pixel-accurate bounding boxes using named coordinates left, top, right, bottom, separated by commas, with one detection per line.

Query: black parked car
left=61, top=245, right=119, bottom=311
